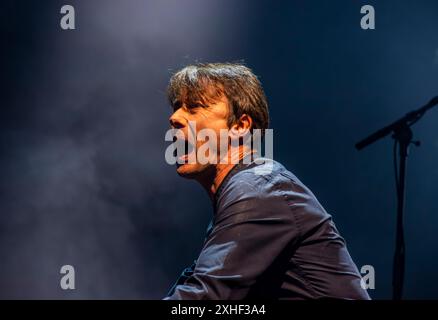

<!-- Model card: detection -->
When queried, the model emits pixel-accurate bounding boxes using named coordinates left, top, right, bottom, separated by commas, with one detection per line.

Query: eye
left=186, top=103, right=204, bottom=114
left=172, top=100, right=182, bottom=112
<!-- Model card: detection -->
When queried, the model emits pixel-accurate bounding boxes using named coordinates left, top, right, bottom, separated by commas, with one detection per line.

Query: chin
left=176, top=163, right=211, bottom=179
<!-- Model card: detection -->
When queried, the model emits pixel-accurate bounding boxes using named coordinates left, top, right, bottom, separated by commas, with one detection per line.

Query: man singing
left=164, top=63, right=370, bottom=300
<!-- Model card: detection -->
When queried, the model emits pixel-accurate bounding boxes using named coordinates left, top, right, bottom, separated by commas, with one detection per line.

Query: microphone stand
left=355, top=96, right=438, bottom=300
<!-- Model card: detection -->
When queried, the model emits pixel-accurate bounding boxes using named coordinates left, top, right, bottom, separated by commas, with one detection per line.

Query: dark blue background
left=1, top=0, right=437, bottom=299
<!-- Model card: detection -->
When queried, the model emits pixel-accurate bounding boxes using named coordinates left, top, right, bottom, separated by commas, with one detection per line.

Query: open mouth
left=174, top=137, right=196, bottom=164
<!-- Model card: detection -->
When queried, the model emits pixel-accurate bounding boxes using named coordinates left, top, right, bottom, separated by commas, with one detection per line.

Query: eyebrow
left=172, top=100, right=182, bottom=111
left=172, top=99, right=209, bottom=112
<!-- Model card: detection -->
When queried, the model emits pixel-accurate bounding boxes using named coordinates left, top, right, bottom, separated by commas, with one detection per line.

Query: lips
left=174, top=137, right=195, bottom=164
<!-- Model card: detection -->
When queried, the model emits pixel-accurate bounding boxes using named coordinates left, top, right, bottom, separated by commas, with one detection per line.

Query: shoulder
left=216, top=159, right=295, bottom=208
left=213, top=159, right=297, bottom=230
left=220, top=158, right=301, bottom=192
left=216, top=158, right=329, bottom=221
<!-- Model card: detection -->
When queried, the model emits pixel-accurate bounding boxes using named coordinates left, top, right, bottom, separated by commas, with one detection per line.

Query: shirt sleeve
left=164, top=181, right=301, bottom=300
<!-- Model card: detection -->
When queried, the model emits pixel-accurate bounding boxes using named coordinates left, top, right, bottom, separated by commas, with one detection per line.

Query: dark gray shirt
left=165, top=158, right=370, bottom=300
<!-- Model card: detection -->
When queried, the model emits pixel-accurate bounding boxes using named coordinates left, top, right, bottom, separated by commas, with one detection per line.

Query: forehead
left=174, top=91, right=229, bottom=121
left=173, top=83, right=228, bottom=107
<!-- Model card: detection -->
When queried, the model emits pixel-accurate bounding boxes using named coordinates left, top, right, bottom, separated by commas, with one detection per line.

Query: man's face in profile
left=169, top=93, right=230, bottom=179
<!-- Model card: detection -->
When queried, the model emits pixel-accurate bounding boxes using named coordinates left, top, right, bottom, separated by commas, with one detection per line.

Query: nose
left=169, top=109, right=186, bottom=129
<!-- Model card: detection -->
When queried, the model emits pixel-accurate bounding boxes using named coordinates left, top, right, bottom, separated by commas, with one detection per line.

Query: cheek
left=196, top=113, right=228, bottom=131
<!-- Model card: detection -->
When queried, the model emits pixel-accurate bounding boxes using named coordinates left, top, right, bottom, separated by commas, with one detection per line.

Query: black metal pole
left=391, top=124, right=412, bottom=300
left=355, top=96, right=438, bottom=300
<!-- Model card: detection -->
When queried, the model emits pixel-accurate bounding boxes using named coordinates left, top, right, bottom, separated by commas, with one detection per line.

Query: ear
left=229, top=114, right=253, bottom=139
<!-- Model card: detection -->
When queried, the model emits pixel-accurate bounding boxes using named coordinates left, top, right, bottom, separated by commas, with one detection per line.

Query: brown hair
left=167, top=62, right=269, bottom=134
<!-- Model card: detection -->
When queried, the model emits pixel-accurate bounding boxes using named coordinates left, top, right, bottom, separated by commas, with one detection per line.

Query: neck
left=197, top=147, right=254, bottom=201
